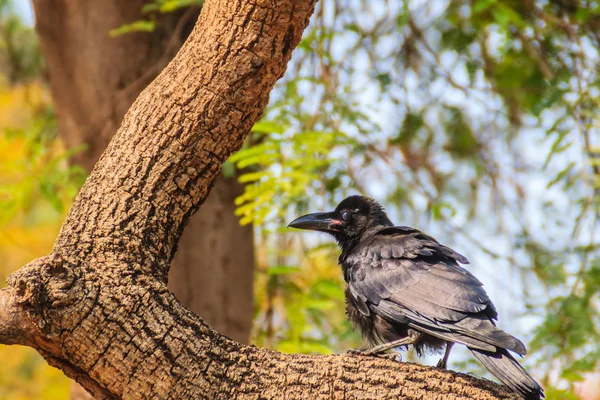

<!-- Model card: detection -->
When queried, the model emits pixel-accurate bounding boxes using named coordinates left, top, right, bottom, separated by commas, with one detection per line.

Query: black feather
left=471, top=348, right=544, bottom=399
left=290, top=195, right=544, bottom=399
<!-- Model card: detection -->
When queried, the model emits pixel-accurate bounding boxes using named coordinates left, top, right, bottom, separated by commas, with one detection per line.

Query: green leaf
left=375, top=73, right=391, bottom=89
left=141, top=3, right=161, bottom=13
left=391, top=112, right=423, bottom=146
left=491, top=4, right=524, bottom=28
left=267, top=265, right=300, bottom=275
left=575, top=8, right=590, bottom=23
left=431, top=202, right=456, bottom=221
left=109, top=20, right=156, bottom=37
left=277, top=340, right=332, bottom=355
left=543, top=387, right=580, bottom=400
left=221, top=160, right=235, bottom=178
left=237, top=153, right=279, bottom=169
left=547, top=162, right=575, bottom=190
left=473, top=0, right=496, bottom=14
left=228, top=142, right=278, bottom=164
left=238, top=171, right=265, bottom=183
left=160, top=0, right=204, bottom=13
left=444, top=107, right=479, bottom=159
left=301, top=298, right=335, bottom=311
left=396, top=12, right=409, bottom=29
left=39, top=179, right=63, bottom=213
left=252, top=121, right=287, bottom=134
left=312, top=280, right=344, bottom=299
left=562, top=350, right=600, bottom=381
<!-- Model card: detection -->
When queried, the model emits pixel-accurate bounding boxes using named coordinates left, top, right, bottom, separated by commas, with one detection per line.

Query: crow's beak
left=288, top=212, right=342, bottom=232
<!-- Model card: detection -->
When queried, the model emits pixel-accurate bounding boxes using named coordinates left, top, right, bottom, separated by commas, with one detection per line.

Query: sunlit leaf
left=109, top=20, right=156, bottom=37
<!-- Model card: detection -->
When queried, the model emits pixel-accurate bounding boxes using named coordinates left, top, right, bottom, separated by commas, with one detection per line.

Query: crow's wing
left=346, top=226, right=526, bottom=355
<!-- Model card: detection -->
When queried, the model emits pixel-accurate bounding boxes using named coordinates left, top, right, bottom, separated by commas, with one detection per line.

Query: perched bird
left=289, top=195, right=544, bottom=399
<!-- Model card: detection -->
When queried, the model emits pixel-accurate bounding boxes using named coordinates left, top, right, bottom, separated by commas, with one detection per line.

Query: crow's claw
left=347, top=349, right=402, bottom=362
left=376, top=352, right=402, bottom=361
left=346, top=348, right=366, bottom=355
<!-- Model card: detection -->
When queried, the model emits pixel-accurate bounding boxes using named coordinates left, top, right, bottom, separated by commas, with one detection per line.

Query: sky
left=16, top=1, right=34, bottom=25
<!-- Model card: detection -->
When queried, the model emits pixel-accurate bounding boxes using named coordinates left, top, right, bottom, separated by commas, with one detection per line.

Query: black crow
left=289, top=195, right=544, bottom=399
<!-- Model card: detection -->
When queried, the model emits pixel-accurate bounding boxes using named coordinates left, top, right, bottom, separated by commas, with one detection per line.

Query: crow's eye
left=341, top=210, right=351, bottom=222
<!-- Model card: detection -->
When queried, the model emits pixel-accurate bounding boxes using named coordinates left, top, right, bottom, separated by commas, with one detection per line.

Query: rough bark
left=0, top=0, right=519, bottom=398
left=32, top=0, right=254, bottom=347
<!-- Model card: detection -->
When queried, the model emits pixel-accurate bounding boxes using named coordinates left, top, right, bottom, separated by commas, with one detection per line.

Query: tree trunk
left=168, top=178, right=254, bottom=344
left=0, top=0, right=516, bottom=398
left=33, top=3, right=253, bottom=396
left=32, top=0, right=254, bottom=345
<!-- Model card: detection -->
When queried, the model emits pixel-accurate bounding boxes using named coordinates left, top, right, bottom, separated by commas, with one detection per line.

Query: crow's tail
left=469, top=347, right=544, bottom=399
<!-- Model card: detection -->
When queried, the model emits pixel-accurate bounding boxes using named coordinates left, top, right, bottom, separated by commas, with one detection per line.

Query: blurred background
left=1, top=0, right=599, bottom=399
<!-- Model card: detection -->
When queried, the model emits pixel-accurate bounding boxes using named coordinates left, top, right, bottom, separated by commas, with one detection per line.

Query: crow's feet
left=436, top=342, right=453, bottom=369
left=347, top=349, right=402, bottom=361
left=346, top=348, right=364, bottom=355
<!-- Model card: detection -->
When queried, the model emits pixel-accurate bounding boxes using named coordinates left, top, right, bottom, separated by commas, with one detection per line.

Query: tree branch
left=52, top=0, right=313, bottom=279
left=0, top=288, right=27, bottom=345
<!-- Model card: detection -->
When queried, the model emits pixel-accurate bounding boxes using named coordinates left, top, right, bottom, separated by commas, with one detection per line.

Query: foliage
left=0, top=83, right=85, bottom=224
left=109, top=0, right=204, bottom=37
left=252, top=243, right=361, bottom=353
left=229, top=123, right=358, bottom=225
left=0, top=0, right=43, bottom=83
left=0, top=84, right=75, bottom=400
left=235, top=0, right=600, bottom=396
left=0, top=1, right=81, bottom=397
left=0, top=347, right=69, bottom=400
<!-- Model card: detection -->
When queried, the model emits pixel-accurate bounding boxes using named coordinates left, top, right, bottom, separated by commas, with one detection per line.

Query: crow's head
left=288, top=195, right=393, bottom=244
